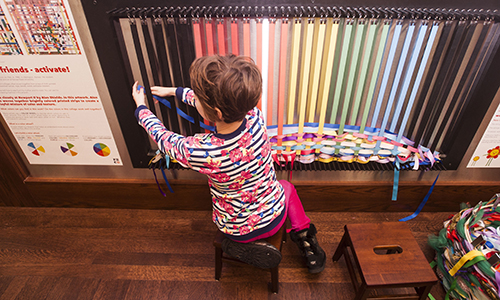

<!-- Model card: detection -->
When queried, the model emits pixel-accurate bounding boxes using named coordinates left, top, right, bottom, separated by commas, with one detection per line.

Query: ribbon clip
left=471, top=235, right=486, bottom=248
left=487, top=253, right=500, bottom=266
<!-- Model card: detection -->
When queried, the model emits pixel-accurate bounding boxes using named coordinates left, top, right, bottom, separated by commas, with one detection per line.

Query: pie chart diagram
left=93, top=143, right=111, bottom=157
left=27, top=142, right=45, bottom=156
left=60, top=142, right=78, bottom=156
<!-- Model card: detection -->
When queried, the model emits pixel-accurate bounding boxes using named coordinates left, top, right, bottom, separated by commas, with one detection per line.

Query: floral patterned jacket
left=135, top=87, right=285, bottom=236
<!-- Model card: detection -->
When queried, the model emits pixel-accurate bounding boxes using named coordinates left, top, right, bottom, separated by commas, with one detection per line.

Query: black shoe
left=221, top=238, right=282, bottom=269
left=290, top=223, right=326, bottom=274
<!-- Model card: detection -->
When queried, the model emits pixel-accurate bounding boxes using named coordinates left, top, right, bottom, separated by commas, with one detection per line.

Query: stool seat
left=213, top=223, right=286, bottom=293
left=333, top=222, right=437, bottom=300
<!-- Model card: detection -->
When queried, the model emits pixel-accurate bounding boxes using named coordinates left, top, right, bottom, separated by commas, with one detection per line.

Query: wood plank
left=0, top=277, right=29, bottom=300
left=93, top=279, right=131, bottom=300
left=0, top=249, right=94, bottom=265
left=0, top=208, right=449, bottom=299
left=8, top=276, right=44, bottom=300
left=62, top=278, right=101, bottom=300
left=31, top=277, right=65, bottom=300
left=0, top=207, right=211, bottom=228
left=21, top=178, right=497, bottom=212
left=0, top=278, right=13, bottom=299
left=124, top=280, right=161, bottom=300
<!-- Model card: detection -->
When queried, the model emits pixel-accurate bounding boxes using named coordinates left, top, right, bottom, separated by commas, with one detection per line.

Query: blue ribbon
left=399, top=173, right=440, bottom=221
left=200, top=122, right=216, bottom=131
left=153, top=95, right=171, bottom=108
left=392, top=160, right=400, bottom=201
left=176, top=107, right=194, bottom=123
left=160, top=164, right=174, bottom=193
left=390, top=23, right=425, bottom=133
left=397, top=24, right=439, bottom=142
left=371, top=22, right=402, bottom=129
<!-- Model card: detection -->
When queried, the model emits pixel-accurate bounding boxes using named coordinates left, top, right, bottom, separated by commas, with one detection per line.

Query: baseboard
left=14, top=177, right=498, bottom=212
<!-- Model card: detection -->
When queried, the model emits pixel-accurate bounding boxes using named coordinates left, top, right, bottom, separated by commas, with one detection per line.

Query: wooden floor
left=0, top=207, right=450, bottom=300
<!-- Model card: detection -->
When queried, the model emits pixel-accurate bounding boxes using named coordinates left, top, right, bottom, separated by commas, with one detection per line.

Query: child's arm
left=151, top=86, right=177, bottom=98
left=151, top=86, right=197, bottom=109
left=175, top=87, right=197, bottom=108
left=132, top=82, right=193, bottom=168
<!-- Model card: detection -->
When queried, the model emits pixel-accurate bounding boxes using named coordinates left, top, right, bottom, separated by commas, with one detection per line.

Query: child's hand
left=151, top=86, right=176, bottom=97
left=132, top=81, right=147, bottom=107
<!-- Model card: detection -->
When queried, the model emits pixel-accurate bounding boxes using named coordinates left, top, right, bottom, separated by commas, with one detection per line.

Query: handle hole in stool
left=373, top=245, right=403, bottom=255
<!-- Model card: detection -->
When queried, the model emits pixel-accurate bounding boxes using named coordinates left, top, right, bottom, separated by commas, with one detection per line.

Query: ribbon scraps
left=149, top=150, right=174, bottom=195
left=428, top=194, right=500, bottom=300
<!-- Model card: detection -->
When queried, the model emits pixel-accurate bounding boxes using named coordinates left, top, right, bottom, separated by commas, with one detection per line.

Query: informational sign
left=468, top=102, right=500, bottom=168
left=0, top=0, right=122, bottom=165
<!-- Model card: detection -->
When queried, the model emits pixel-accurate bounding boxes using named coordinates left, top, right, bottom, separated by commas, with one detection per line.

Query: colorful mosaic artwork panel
left=0, top=5, right=22, bottom=55
left=5, top=0, right=80, bottom=54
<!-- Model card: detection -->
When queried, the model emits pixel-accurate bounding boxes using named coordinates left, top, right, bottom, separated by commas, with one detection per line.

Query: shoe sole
left=307, top=251, right=326, bottom=274
left=222, top=239, right=282, bottom=269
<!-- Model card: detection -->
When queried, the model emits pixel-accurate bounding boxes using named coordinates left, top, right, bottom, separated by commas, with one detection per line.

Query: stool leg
left=354, top=283, right=370, bottom=300
left=271, top=266, right=279, bottom=294
left=416, top=285, right=433, bottom=300
left=332, top=231, right=348, bottom=262
left=215, top=247, right=222, bottom=280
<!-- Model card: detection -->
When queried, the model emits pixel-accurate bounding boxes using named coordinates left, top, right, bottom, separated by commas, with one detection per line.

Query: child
left=132, top=54, right=326, bottom=273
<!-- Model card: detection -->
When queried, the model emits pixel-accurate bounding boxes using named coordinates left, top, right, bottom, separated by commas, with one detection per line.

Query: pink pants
left=241, top=180, right=310, bottom=243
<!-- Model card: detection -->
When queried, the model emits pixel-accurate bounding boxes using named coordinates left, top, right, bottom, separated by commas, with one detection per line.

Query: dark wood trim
left=24, top=178, right=212, bottom=210
left=0, top=122, right=36, bottom=207
left=22, top=177, right=499, bottom=212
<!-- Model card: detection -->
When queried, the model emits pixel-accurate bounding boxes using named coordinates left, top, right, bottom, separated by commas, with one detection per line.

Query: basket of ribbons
left=429, top=194, right=500, bottom=300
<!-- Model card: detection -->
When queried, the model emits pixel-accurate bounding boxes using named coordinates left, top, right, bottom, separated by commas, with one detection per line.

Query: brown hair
left=189, top=54, right=262, bottom=123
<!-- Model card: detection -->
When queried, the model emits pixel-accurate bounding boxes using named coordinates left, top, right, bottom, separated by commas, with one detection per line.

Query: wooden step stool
left=332, top=222, right=437, bottom=300
left=213, top=223, right=286, bottom=294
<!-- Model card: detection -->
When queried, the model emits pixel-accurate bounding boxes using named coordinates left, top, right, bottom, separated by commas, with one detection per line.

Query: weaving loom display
left=429, top=194, right=500, bottom=300
left=109, top=6, right=500, bottom=170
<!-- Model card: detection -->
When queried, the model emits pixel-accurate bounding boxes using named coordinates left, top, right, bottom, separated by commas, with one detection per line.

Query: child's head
left=189, top=54, right=262, bottom=123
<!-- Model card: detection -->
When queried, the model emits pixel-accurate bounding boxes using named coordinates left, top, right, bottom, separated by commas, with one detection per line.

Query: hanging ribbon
left=149, top=151, right=174, bottom=195
left=370, top=20, right=401, bottom=130
left=317, top=18, right=338, bottom=135
left=392, top=160, right=400, bottom=201
left=338, top=18, right=365, bottom=135
left=160, top=164, right=174, bottom=193
left=399, top=173, right=439, bottom=221
left=390, top=22, right=427, bottom=134
left=397, top=22, right=439, bottom=142
left=449, top=250, right=484, bottom=276
left=261, top=17, right=269, bottom=121
left=330, top=18, right=353, bottom=126
left=359, top=20, right=390, bottom=134
left=266, top=18, right=276, bottom=125
left=230, top=17, right=239, bottom=55
left=149, top=152, right=167, bottom=196
left=287, top=17, right=301, bottom=125
left=350, top=19, right=377, bottom=125
left=306, top=17, right=325, bottom=124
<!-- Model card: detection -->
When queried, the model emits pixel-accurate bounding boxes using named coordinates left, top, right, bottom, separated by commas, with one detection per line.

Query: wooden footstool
left=332, top=222, right=437, bottom=300
left=213, top=223, right=286, bottom=293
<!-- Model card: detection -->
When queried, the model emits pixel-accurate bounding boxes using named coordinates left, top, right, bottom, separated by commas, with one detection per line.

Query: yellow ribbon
left=297, top=18, right=314, bottom=135
left=448, top=250, right=483, bottom=276
left=306, top=18, right=326, bottom=124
